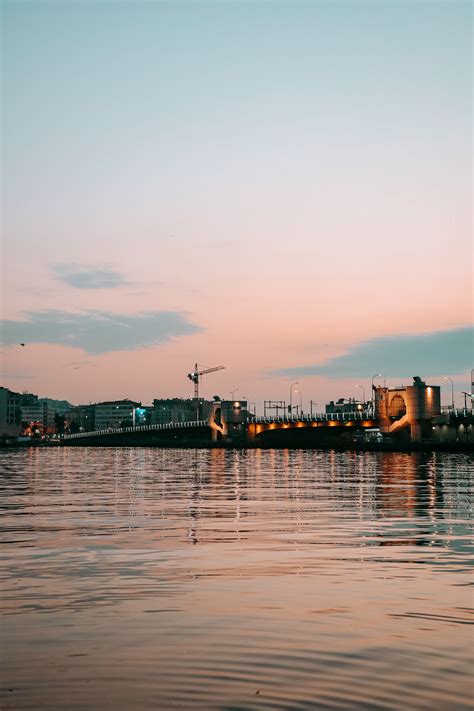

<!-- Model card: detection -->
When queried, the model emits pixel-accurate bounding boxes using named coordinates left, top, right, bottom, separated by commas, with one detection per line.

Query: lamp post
left=295, top=389, right=303, bottom=416
left=231, top=388, right=239, bottom=401
left=444, top=377, right=454, bottom=410
left=289, top=381, right=298, bottom=414
left=371, top=373, right=382, bottom=415
left=355, top=384, right=366, bottom=407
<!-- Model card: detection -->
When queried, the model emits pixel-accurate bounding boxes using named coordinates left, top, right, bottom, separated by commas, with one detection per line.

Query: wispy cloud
left=0, top=310, right=203, bottom=355
left=272, top=327, right=473, bottom=379
left=1, top=373, right=36, bottom=380
left=52, top=263, right=129, bottom=289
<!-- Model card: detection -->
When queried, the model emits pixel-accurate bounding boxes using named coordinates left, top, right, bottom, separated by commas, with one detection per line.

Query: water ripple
left=0, top=448, right=472, bottom=709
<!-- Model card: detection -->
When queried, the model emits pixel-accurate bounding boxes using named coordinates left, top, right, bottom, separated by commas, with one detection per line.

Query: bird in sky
left=20, top=343, right=26, bottom=347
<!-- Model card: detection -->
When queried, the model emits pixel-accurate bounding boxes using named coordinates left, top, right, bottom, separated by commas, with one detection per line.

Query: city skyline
left=1, top=0, right=472, bottom=407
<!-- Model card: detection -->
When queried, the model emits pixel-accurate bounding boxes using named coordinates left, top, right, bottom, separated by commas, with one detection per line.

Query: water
left=0, top=448, right=472, bottom=710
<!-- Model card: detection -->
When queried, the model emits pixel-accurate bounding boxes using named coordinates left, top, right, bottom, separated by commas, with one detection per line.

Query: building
left=132, top=406, right=150, bottom=426
left=94, top=400, right=141, bottom=430
left=0, top=386, right=22, bottom=436
left=375, top=376, right=441, bottom=442
left=326, top=398, right=364, bottom=414
left=21, top=402, right=54, bottom=432
left=19, top=392, right=38, bottom=407
left=151, top=398, right=214, bottom=424
left=64, top=404, right=96, bottom=432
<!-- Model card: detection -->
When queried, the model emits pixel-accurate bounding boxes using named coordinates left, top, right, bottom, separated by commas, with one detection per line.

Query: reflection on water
left=0, top=448, right=472, bottom=709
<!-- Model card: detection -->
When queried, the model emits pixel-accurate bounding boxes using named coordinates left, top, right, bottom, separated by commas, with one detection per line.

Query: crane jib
left=187, top=365, right=225, bottom=400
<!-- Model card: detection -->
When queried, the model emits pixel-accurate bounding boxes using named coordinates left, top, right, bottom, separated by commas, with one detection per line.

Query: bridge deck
left=62, top=411, right=375, bottom=442
left=251, top=411, right=372, bottom=424
left=63, top=419, right=209, bottom=441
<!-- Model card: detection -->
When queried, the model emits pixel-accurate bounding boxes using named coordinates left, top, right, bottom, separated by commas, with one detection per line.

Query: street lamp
left=289, top=381, right=298, bottom=414
left=295, top=388, right=303, bottom=416
left=355, top=384, right=366, bottom=406
left=444, top=377, right=454, bottom=410
left=371, top=373, right=382, bottom=415
left=231, top=388, right=239, bottom=401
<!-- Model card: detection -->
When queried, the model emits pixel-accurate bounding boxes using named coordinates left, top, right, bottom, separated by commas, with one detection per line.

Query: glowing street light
left=295, top=388, right=303, bottom=416
left=355, top=384, right=366, bottom=405
left=289, top=381, right=298, bottom=414
left=371, top=373, right=382, bottom=414
left=444, top=376, right=454, bottom=410
left=242, top=395, right=251, bottom=413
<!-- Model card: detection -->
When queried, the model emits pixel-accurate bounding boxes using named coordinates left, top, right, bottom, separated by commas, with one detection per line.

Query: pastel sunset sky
left=1, top=0, right=472, bottom=410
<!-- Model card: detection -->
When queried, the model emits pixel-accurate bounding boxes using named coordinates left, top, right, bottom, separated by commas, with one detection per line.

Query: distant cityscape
left=1, top=374, right=473, bottom=445
left=0, top=388, right=248, bottom=439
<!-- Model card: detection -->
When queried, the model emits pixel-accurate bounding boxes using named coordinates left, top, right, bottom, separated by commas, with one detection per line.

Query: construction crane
left=187, top=363, right=225, bottom=400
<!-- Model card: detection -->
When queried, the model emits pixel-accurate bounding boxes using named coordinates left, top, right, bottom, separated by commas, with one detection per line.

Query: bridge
left=63, top=419, right=211, bottom=446
left=247, top=411, right=377, bottom=445
left=60, top=401, right=473, bottom=448
left=61, top=410, right=377, bottom=447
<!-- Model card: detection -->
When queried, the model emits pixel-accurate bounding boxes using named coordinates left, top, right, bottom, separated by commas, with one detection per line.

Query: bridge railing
left=441, top=406, right=473, bottom=414
left=250, top=411, right=372, bottom=424
left=453, top=408, right=472, bottom=417
left=438, top=408, right=473, bottom=418
left=62, top=419, right=209, bottom=441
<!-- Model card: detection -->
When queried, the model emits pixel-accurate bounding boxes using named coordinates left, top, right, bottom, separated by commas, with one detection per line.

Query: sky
left=1, top=0, right=472, bottom=410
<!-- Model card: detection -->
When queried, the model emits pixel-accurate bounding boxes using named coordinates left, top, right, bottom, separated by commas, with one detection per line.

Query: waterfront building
left=64, top=404, right=96, bottom=432
left=0, top=386, right=22, bottom=436
left=19, top=392, right=38, bottom=407
left=94, top=399, right=141, bottom=430
left=21, top=402, right=53, bottom=432
left=152, top=398, right=210, bottom=424
left=133, top=406, right=150, bottom=426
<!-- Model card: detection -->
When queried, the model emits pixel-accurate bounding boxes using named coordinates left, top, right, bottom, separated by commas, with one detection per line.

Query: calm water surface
left=0, top=448, right=472, bottom=710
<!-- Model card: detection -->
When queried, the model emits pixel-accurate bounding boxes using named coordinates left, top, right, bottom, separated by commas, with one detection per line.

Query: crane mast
left=187, top=363, right=225, bottom=400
